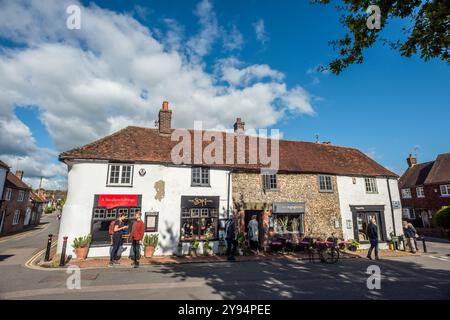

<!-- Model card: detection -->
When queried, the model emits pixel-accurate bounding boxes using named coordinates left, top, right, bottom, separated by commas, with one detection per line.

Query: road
left=0, top=215, right=449, bottom=300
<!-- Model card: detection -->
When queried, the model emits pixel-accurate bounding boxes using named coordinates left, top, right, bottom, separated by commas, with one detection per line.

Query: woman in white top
left=247, top=215, right=259, bottom=254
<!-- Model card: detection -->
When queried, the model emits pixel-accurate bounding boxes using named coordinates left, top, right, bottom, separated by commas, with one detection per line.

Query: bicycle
left=300, top=236, right=340, bottom=264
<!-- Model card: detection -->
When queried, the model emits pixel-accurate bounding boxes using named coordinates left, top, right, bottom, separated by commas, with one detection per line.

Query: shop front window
left=91, top=206, right=141, bottom=245
left=181, top=208, right=218, bottom=240
left=274, top=214, right=304, bottom=235
left=354, top=211, right=383, bottom=242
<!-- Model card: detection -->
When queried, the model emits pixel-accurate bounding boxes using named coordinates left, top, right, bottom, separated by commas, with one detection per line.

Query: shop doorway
left=244, top=210, right=264, bottom=244
left=353, top=211, right=385, bottom=242
left=24, top=207, right=31, bottom=226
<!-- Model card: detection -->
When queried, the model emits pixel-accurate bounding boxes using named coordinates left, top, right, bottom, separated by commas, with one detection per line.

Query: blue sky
left=0, top=0, right=449, bottom=189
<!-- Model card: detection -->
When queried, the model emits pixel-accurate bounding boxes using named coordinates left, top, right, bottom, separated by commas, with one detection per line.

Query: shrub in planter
left=203, top=238, right=213, bottom=256
left=143, top=234, right=159, bottom=258
left=436, top=206, right=450, bottom=229
left=190, top=238, right=200, bottom=257
left=72, top=235, right=92, bottom=260
left=349, top=239, right=360, bottom=252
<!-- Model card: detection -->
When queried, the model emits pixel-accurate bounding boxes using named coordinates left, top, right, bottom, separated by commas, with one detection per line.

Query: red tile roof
left=59, top=126, right=397, bottom=177
left=0, top=159, right=9, bottom=170
left=399, top=153, right=450, bottom=187
left=5, top=172, right=31, bottom=190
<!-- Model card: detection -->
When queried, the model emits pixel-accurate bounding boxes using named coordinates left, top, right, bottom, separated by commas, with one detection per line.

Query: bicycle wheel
left=319, top=246, right=339, bottom=264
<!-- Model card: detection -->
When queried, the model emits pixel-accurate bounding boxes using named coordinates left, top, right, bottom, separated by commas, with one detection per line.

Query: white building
left=337, top=176, right=403, bottom=249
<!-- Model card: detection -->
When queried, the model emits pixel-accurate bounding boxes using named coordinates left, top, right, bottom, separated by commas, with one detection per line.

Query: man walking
left=110, top=213, right=128, bottom=266
left=366, top=218, right=379, bottom=260
left=225, top=213, right=237, bottom=261
left=129, top=211, right=145, bottom=268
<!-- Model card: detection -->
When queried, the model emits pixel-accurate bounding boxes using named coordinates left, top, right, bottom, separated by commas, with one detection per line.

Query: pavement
left=1, top=214, right=449, bottom=300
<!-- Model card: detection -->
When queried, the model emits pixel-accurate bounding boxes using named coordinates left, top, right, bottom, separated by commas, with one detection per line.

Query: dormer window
left=107, top=164, right=133, bottom=186
left=401, top=188, right=412, bottom=199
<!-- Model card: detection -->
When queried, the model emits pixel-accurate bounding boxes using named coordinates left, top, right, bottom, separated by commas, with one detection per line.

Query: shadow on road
left=153, top=257, right=450, bottom=299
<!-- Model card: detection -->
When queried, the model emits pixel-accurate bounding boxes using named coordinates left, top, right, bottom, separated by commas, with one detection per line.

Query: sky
left=0, top=0, right=448, bottom=190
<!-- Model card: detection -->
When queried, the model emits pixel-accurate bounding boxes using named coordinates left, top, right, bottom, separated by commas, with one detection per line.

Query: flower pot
left=190, top=249, right=198, bottom=257
left=145, top=245, right=156, bottom=258
left=75, top=247, right=89, bottom=260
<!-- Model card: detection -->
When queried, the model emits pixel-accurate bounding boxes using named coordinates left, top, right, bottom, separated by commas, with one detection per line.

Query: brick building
left=0, top=170, right=32, bottom=235
left=399, top=153, right=450, bottom=228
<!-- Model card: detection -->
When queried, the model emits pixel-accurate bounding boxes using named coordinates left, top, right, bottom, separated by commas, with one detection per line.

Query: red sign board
left=98, top=194, right=138, bottom=209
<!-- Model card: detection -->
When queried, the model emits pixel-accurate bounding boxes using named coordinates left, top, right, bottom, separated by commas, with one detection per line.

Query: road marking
left=24, top=241, right=57, bottom=270
left=0, top=217, right=54, bottom=244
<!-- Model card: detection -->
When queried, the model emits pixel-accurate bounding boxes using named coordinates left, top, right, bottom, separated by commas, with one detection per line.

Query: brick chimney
left=158, top=101, right=172, bottom=134
left=407, top=154, right=417, bottom=168
left=233, top=118, right=245, bottom=132
left=15, top=170, right=24, bottom=180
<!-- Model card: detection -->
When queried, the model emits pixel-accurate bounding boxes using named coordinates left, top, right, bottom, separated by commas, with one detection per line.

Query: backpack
left=108, top=220, right=116, bottom=235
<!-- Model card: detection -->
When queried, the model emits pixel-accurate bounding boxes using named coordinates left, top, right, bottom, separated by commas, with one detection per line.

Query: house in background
left=399, top=153, right=450, bottom=228
left=0, top=170, right=32, bottom=235
left=0, top=160, right=9, bottom=234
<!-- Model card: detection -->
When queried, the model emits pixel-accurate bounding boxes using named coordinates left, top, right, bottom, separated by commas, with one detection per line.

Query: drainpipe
left=227, top=169, right=232, bottom=219
left=386, top=177, right=397, bottom=236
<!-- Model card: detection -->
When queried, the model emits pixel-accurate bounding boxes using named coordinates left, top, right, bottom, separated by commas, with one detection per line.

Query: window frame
left=440, top=184, right=450, bottom=197
left=401, top=188, right=412, bottom=199
left=180, top=207, right=219, bottom=241
left=4, top=188, right=12, bottom=201
left=12, top=209, right=20, bottom=225
left=318, top=175, right=333, bottom=192
left=106, top=164, right=134, bottom=187
left=17, top=190, right=25, bottom=202
left=262, top=174, right=278, bottom=191
left=416, top=186, right=425, bottom=198
left=364, top=177, right=378, bottom=194
left=191, top=167, right=210, bottom=187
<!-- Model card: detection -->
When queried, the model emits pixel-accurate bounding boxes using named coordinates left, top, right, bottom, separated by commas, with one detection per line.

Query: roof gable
left=425, top=153, right=450, bottom=185
left=5, top=172, right=31, bottom=190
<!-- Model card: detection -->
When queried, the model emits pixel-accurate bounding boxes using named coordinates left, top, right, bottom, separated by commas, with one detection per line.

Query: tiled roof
left=398, top=162, right=434, bottom=188
left=5, top=172, right=31, bottom=190
left=0, top=159, right=9, bottom=170
left=399, top=153, right=450, bottom=188
left=30, top=192, right=45, bottom=203
left=424, top=153, right=450, bottom=184
left=59, top=126, right=398, bottom=178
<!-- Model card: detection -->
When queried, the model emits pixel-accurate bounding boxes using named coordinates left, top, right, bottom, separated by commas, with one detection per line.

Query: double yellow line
left=24, top=241, right=58, bottom=270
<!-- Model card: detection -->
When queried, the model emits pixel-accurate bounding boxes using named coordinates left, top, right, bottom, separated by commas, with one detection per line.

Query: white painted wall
left=58, top=161, right=232, bottom=257
left=337, top=176, right=403, bottom=247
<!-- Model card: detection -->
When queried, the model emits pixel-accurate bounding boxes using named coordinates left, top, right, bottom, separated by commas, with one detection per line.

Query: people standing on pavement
left=403, top=222, right=417, bottom=253
left=407, top=223, right=420, bottom=252
left=129, top=211, right=145, bottom=268
left=110, top=213, right=128, bottom=266
left=247, top=215, right=259, bottom=255
left=225, top=213, right=237, bottom=261
left=366, top=218, right=379, bottom=260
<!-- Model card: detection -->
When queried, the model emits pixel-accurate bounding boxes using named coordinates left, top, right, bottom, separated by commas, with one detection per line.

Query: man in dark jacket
left=225, top=213, right=237, bottom=261
left=366, top=218, right=379, bottom=260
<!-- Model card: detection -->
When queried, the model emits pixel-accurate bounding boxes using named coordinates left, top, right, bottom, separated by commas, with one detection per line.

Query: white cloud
left=0, top=0, right=317, bottom=190
left=223, top=24, right=244, bottom=51
left=253, top=19, right=268, bottom=45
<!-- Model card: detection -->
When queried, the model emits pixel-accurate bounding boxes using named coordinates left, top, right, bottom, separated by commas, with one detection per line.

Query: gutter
left=386, top=177, right=397, bottom=237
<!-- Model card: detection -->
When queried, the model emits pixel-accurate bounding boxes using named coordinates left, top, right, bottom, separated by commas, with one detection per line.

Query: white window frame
left=107, top=164, right=133, bottom=186
left=416, top=187, right=425, bottom=198
left=364, top=177, right=378, bottom=194
left=263, top=174, right=278, bottom=191
left=4, top=188, right=12, bottom=201
left=440, top=185, right=450, bottom=197
left=191, top=167, right=210, bottom=187
left=12, top=209, right=20, bottom=225
left=401, top=188, right=412, bottom=199
left=318, top=175, right=333, bottom=192
left=17, top=190, right=25, bottom=202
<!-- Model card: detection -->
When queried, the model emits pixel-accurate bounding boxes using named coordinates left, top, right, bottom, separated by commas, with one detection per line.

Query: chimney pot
left=407, top=154, right=417, bottom=168
left=233, top=117, right=245, bottom=132
left=158, top=101, right=172, bottom=134
left=15, top=170, right=24, bottom=180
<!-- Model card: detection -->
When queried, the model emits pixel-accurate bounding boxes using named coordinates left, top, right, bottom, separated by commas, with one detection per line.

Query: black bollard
left=422, top=237, right=427, bottom=253
left=44, top=234, right=53, bottom=261
left=59, top=236, right=68, bottom=267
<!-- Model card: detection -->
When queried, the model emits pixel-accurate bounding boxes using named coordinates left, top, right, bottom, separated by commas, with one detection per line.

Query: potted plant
left=237, top=232, right=246, bottom=256
left=190, top=238, right=200, bottom=257
left=144, top=234, right=159, bottom=258
left=72, top=235, right=92, bottom=260
left=349, top=239, right=360, bottom=252
left=203, top=238, right=212, bottom=256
